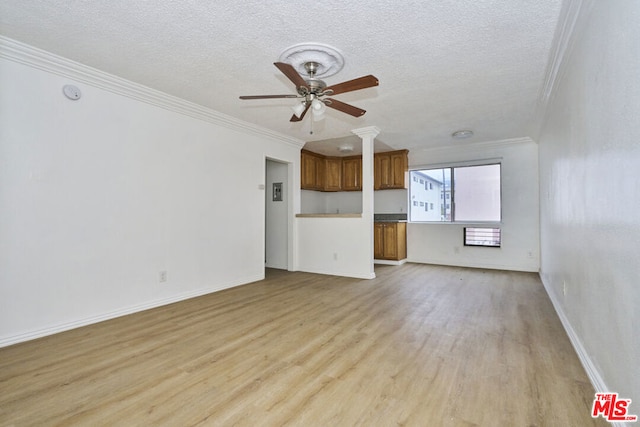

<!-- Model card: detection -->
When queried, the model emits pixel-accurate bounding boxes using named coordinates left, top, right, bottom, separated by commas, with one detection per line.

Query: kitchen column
left=352, top=126, right=380, bottom=278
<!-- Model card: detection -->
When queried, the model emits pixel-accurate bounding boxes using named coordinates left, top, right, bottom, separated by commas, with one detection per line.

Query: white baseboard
left=406, top=257, right=538, bottom=273
left=296, top=267, right=376, bottom=280
left=374, top=258, right=407, bottom=266
left=540, top=274, right=629, bottom=427
left=0, top=274, right=263, bottom=348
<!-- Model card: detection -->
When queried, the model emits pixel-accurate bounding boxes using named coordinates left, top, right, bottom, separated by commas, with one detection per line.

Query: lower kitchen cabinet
left=374, top=222, right=407, bottom=261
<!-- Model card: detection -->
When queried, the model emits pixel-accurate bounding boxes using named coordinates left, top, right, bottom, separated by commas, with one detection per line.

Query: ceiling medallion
left=278, top=43, right=345, bottom=78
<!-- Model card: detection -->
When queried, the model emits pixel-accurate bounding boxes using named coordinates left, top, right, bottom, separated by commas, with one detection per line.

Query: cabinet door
left=376, top=153, right=391, bottom=189
left=374, top=222, right=407, bottom=260
left=390, top=151, right=408, bottom=188
left=301, top=151, right=317, bottom=189
left=395, top=222, right=407, bottom=260
left=301, top=151, right=325, bottom=190
left=324, top=158, right=342, bottom=191
left=382, top=223, right=398, bottom=259
left=374, top=223, right=385, bottom=259
left=342, top=157, right=362, bottom=191
left=313, top=155, right=325, bottom=190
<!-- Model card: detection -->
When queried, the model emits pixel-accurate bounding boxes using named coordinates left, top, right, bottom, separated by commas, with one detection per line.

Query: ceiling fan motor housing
left=299, top=78, right=327, bottom=96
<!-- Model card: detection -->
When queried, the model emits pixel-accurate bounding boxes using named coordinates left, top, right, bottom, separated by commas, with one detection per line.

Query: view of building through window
left=409, top=164, right=501, bottom=222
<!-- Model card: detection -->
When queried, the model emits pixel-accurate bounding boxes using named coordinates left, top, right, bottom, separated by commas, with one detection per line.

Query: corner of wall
left=539, top=273, right=611, bottom=396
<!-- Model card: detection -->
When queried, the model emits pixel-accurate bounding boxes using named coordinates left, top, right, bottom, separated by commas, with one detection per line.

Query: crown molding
left=0, top=36, right=305, bottom=149
left=533, top=0, right=595, bottom=137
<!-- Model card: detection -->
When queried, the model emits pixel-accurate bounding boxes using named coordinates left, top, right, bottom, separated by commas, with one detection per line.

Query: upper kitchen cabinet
left=341, top=156, right=362, bottom=191
left=374, top=150, right=408, bottom=190
left=301, top=150, right=325, bottom=191
left=324, top=157, right=342, bottom=192
left=301, top=149, right=408, bottom=192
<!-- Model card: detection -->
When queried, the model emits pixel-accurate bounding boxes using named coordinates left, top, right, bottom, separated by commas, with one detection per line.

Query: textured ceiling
left=0, top=0, right=564, bottom=154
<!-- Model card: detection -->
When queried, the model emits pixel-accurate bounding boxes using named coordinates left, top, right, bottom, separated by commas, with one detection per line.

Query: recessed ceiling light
left=452, top=130, right=473, bottom=139
left=338, top=145, right=354, bottom=153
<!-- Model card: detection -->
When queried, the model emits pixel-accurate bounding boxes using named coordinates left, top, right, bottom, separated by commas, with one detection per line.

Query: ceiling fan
left=239, top=61, right=379, bottom=122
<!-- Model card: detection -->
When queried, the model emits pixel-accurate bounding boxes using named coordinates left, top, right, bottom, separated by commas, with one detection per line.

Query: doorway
left=265, top=159, right=289, bottom=269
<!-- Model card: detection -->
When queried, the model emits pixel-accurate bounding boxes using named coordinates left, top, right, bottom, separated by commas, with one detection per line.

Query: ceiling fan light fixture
left=311, top=98, right=326, bottom=121
left=292, top=102, right=307, bottom=118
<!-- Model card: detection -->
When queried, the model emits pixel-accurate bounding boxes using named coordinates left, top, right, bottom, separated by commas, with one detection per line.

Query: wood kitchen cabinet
left=323, top=157, right=342, bottom=191
left=341, top=156, right=362, bottom=191
left=374, top=150, right=408, bottom=190
left=301, top=150, right=325, bottom=190
left=301, top=148, right=408, bottom=192
left=374, top=222, right=407, bottom=260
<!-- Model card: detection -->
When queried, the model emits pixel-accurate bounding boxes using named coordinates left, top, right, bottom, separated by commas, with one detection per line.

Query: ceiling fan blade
left=290, top=103, right=310, bottom=122
left=274, top=62, right=309, bottom=90
left=239, top=94, right=299, bottom=99
left=325, top=98, right=366, bottom=117
left=324, top=75, right=379, bottom=96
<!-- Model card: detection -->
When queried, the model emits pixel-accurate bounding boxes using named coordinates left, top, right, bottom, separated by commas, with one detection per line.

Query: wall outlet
left=333, top=252, right=338, bottom=261
left=159, top=271, right=167, bottom=283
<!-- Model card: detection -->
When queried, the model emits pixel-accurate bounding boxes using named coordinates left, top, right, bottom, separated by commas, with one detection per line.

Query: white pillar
left=352, top=126, right=380, bottom=279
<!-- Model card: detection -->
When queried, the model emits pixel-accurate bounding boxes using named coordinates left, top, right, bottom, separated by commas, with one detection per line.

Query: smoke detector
left=452, top=129, right=474, bottom=139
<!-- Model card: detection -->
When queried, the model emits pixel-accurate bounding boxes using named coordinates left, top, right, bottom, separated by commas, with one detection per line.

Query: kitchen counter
left=374, top=213, right=407, bottom=222
left=296, top=213, right=362, bottom=218
left=295, top=213, right=407, bottom=220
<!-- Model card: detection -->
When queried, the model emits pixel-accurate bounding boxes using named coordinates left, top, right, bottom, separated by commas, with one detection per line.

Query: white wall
left=300, top=190, right=362, bottom=214
left=538, top=0, right=639, bottom=403
left=301, top=188, right=408, bottom=215
left=0, top=40, right=302, bottom=346
left=374, top=188, right=407, bottom=214
left=407, top=139, right=539, bottom=272
left=296, top=217, right=374, bottom=279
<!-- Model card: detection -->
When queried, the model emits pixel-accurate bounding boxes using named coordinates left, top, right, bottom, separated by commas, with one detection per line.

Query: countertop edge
left=296, top=213, right=363, bottom=218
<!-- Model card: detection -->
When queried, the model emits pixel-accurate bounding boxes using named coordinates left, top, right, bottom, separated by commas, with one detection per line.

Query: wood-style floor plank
left=0, top=264, right=606, bottom=426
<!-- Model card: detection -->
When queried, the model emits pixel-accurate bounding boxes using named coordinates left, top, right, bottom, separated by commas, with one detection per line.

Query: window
left=464, top=227, right=501, bottom=247
left=409, top=163, right=501, bottom=222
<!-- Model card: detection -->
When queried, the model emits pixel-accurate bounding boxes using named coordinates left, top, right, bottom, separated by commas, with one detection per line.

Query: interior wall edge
left=539, top=274, right=611, bottom=397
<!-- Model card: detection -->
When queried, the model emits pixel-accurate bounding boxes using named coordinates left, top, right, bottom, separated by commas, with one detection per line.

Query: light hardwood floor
left=0, top=264, right=606, bottom=426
